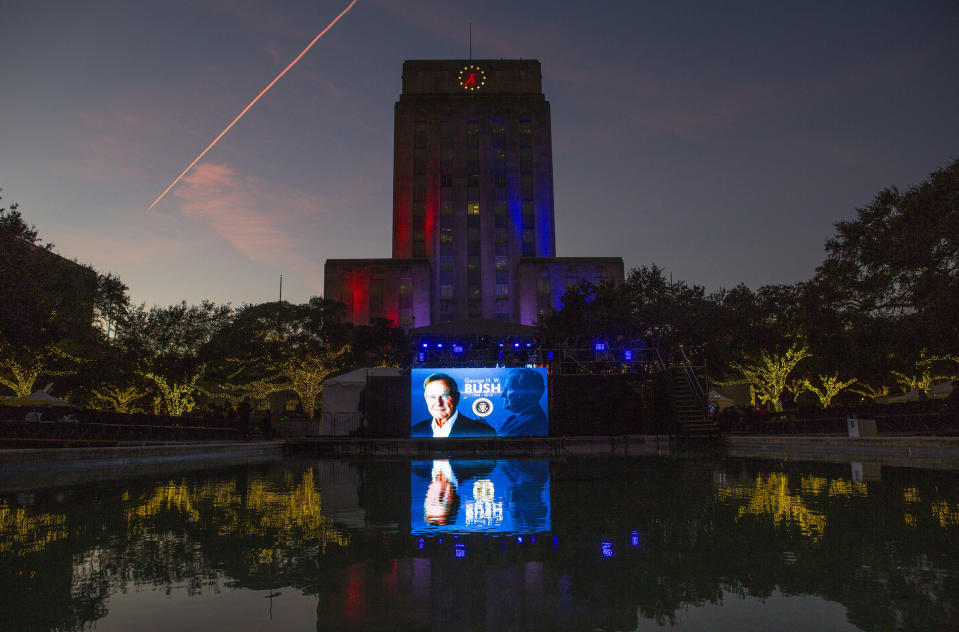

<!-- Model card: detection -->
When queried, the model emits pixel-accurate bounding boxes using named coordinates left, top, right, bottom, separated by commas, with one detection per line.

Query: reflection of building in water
left=465, top=478, right=503, bottom=528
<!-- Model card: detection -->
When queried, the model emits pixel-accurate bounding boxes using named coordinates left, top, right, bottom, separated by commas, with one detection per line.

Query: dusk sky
left=2, top=0, right=957, bottom=309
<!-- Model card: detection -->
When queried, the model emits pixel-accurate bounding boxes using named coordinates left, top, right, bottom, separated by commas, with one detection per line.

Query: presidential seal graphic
left=472, top=397, right=494, bottom=417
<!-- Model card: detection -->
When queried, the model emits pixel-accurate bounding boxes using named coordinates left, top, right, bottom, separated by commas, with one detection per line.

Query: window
left=521, top=175, right=533, bottom=201
left=440, top=173, right=452, bottom=188
left=519, top=120, right=532, bottom=147
left=441, top=284, right=454, bottom=298
left=494, top=173, right=506, bottom=187
left=496, top=284, right=509, bottom=298
left=369, top=278, right=384, bottom=315
left=414, top=121, right=427, bottom=148
left=440, top=229, right=453, bottom=243
left=495, top=256, right=508, bottom=271
left=491, top=121, right=505, bottom=148
left=537, top=277, right=551, bottom=311
left=440, top=200, right=452, bottom=215
left=440, top=256, right=453, bottom=271
left=467, top=174, right=480, bottom=188
left=466, top=121, right=479, bottom=147
left=494, top=213, right=507, bottom=228
left=467, top=202, right=480, bottom=215
left=520, top=147, right=533, bottom=174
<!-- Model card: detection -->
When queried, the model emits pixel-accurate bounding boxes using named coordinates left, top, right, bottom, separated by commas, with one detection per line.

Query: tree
left=139, top=369, right=204, bottom=416
left=810, top=157, right=959, bottom=358
left=91, top=382, right=150, bottom=413
left=212, top=344, right=352, bottom=419
left=798, top=374, right=857, bottom=408
left=94, top=272, right=131, bottom=342
left=0, top=339, right=78, bottom=397
left=728, top=340, right=810, bottom=412
left=890, top=351, right=959, bottom=394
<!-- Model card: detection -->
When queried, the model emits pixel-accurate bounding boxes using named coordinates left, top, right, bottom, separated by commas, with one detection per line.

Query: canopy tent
left=708, top=390, right=736, bottom=411
left=930, top=381, right=958, bottom=399
left=877, top=388, right=925, bottom=404
left=4, top=390, right=72, bottom=407
left=321, top=367, right=403, bottom=435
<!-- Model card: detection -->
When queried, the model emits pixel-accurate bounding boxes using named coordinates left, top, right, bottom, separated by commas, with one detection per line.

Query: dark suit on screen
left=411, top=413, right=497, bottom=438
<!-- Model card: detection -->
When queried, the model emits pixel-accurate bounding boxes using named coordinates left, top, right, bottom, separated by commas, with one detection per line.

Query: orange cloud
left=173, top=162, right=321, bottom=273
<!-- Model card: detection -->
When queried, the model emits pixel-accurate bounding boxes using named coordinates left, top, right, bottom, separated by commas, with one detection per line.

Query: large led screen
left=411, top=459, right=551, bottom=534
left=410, top=367, right=549, bottom=438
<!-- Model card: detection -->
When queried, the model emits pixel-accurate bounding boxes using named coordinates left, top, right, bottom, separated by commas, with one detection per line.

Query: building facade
left=324, top=59, right=623, bottom=328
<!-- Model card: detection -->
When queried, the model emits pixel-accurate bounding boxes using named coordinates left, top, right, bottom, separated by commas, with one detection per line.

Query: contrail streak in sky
left=149, top=0, right=358, bottom=210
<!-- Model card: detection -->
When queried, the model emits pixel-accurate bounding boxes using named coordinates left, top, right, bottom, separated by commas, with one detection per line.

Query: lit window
left=440, top=229, right=453, bottom=243
left=467, top=202, right=480, bottom=215
left=496, top=284, right=509, bottom=298
left=496, top=256, right=508, bottom=271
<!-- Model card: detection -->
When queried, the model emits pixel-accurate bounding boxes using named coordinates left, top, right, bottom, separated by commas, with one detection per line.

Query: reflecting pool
left=2, top=456, right=958, bottom=631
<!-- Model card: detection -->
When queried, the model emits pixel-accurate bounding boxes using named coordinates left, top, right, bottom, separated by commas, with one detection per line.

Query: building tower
left=392, top=60, right=556, bottom=323
left=324, top=59, right=623, bottom=330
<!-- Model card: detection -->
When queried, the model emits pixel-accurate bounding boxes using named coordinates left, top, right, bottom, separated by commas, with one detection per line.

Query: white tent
left=708, top=390, right=736, bottom=411
left=320, top=367, right=402, bottom=436
left=877, top=388, right=924, bottom=404
left=930, top=381, right=958, bottom=399
left=8, top=390, right=71, bottom=407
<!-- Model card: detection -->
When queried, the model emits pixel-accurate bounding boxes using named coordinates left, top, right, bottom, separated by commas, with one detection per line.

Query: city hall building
left=324, top=60, right=623, bottom=328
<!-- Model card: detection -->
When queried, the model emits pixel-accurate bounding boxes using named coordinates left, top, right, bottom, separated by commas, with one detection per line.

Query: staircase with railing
left=656, top=347, right=719, bottom=442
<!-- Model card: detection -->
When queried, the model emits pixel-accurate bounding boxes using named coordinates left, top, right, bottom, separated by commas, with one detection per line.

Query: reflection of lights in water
left=455, top=543, right=466, bottom=558
left=631, top=531, right=640, bottom=547
left=601, top=541, right=614, bottom=558
left=465, top=479, right=502, bottom=527
left=418, top=537, right=425, bottom=550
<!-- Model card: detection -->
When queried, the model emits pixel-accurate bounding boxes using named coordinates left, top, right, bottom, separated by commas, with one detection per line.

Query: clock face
left=458, top=65, right=486, bottom=92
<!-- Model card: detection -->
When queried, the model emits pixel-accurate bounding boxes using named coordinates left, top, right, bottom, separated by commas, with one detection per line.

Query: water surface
left=2, top=456, right=958, bottom=631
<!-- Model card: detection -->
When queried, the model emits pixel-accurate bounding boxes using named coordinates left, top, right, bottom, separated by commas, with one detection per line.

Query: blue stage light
left=601, top=541, right=614, bottom=558
left=452, top=344, right=464, bottom=353
left=514, top=341, right=520, bottom=348
left=517, top=535, right=524, bottom=544
left=594, top=341, right=606, bottom=352
left=437, top=342, right=443, bottom=349
left=418, top=538, right=425, bottom=550
left=624, top=349, right=633, bottom=361
left=418, top=352, right=425, bottom=362
left=421, top=342, right=428, bottom=349
left=631, top=531, right=640, bottom=547
left=553, top=536, right=558, bottom=549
